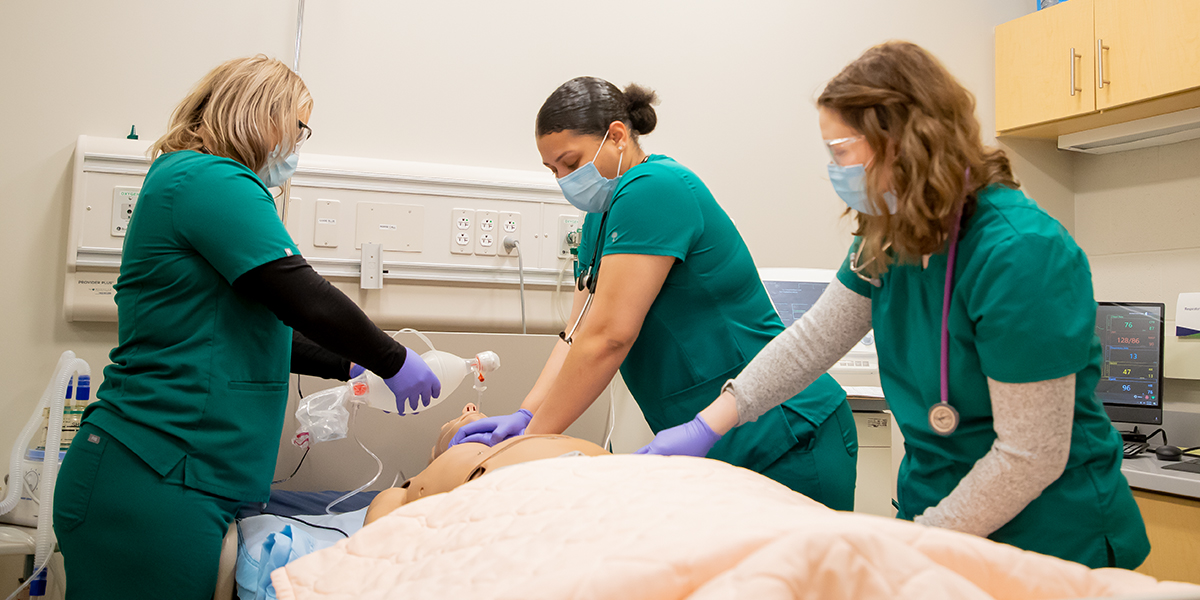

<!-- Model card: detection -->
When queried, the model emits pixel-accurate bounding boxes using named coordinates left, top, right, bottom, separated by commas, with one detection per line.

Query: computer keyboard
left=1123, top=441, right=1149, bottom=459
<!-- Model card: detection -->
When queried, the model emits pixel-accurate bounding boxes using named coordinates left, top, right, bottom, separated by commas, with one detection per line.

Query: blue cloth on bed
left=236, top=489, right=380, bottom=519
left=236, top=508, right=370, bottom=600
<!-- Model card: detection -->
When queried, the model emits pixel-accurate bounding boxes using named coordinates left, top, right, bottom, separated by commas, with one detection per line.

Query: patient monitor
left=366, top=404, right=610, bottom=525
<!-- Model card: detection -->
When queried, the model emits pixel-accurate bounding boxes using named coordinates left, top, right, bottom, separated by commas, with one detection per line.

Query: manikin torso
left=365, top=404, right=609, bottom=524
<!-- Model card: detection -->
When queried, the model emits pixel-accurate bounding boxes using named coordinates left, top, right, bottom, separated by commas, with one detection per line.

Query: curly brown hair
left=818, top=41, right=1019, bottom=277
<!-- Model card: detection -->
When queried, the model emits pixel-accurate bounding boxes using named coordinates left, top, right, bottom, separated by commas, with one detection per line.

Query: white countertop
left=0, top=524, right=36, bottom=556
left=1121, top=453, right=1200, bottom=499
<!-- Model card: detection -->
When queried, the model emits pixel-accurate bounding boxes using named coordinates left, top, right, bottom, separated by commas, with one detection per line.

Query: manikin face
left=432, top=403, right=485, bottom=462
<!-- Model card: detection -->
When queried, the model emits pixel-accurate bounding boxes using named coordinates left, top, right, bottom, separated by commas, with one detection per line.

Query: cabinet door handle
left=1070, top=47, right=1082, bottom=96
left=1097, top=38, right=1111, bottom=89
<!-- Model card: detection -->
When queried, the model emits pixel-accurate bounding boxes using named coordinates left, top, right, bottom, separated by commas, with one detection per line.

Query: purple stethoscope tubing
left=939, top=168, right=972, bottom=410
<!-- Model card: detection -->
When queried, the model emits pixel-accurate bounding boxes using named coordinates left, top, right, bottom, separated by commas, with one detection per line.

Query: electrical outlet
left=478, top=232, right=496, bottom=254
left=499, top=211, right=521, bottom=256
left=451, top=209, right=475, bottom=255
left=557, top=214, right=583, bottom=258
left=476, top=210, right=498, bottom=255
left=111, top=186, right=140, bottom=237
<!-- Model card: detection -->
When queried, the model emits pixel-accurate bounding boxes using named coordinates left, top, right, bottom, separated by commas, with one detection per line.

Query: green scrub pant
left=763, top=400, right=858, bottom=511
left=53, top=423, right=242, bottom=600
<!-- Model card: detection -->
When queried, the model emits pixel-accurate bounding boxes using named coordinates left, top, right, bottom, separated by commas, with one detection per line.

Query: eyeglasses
left=824, top=135, right=864, bottom=167
left=297, top=119, right=313, bottom=149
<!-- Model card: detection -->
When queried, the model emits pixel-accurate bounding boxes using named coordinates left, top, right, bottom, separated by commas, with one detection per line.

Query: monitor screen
left=1095, top=302, right=1164, bottom=425
left=762, top=280, right=829, bottom=327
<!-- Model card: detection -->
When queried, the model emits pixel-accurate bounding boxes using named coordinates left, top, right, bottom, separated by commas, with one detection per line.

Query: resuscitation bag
left=293, top=384, right=351, bottom=449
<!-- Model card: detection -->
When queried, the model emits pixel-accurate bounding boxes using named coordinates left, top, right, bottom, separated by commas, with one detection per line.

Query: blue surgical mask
left=557, top=131, right=624, bottom=213
left=258, top=146, right=300, bottom=188
left=828, top=162, right=897, bottom=215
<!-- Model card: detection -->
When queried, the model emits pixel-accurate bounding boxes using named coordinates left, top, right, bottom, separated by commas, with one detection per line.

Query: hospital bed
left=266, top=454, right=1200, bottom=600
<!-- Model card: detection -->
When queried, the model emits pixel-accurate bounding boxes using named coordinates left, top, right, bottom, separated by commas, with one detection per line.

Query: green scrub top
left=836, top=184, right=1149, bottom=568
left=85, top=150, right=300, bottom=503
left=577, top=155, right=850, bottom=474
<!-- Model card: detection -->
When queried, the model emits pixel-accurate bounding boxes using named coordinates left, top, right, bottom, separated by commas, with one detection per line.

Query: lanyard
left=929, top=168, right=971, bottom=436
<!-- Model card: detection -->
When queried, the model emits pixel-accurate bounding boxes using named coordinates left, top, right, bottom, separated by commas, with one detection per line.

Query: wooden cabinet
left=996, top=0, right=1200, bottom=137
left=1132, top=489, right=1200, bottom=585
left=996, top=0, right=1096, bottom=132
left=1095, top=0, right=1200, bottom=109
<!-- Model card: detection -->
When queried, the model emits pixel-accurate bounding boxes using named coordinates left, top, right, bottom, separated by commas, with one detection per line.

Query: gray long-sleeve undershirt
left=726, top=278, right=1073, bottom=537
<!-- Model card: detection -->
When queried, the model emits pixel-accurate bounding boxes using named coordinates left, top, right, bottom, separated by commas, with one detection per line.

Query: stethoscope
left=559, top=210, right=610, bottom=346
left=928, top=168, right=972, bottom=436
left=850, top=171, right=970, bottom=436
left=557, top=156, right=649, bottom=346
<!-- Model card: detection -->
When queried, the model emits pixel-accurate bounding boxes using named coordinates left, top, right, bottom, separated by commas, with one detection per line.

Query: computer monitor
left=757, top=268, right=878, bottom=374
left=1095, top=302, right=1165, bottom=426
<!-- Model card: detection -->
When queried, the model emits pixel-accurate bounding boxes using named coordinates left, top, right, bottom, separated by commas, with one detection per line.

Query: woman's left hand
left=634, top=414, right=722, bottom=457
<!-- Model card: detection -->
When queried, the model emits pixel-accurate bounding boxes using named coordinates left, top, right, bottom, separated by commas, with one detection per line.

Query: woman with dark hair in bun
left=449, top=76, right=858, bottom=510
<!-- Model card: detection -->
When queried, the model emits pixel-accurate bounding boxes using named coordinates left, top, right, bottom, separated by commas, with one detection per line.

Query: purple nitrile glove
left=634, top=414, right=722, bottom=457
left=449, top=409, right=533, bottom=448
left=350, top=348, right=442, bottom=415
left=387, top=347, right=441, bottom=413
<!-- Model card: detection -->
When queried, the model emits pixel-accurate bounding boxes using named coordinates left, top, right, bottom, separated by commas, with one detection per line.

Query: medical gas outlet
left=110, top=187, right=140, bottom=237
left=558, top=215, right=583, bottom=258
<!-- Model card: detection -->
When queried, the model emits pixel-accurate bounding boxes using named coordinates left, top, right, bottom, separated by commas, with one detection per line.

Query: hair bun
left=623, top=83, right=659, bottom=136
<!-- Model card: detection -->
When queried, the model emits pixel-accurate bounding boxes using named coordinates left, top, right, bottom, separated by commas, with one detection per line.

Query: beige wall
left=1074, top=137, right=1200, bottom=418
left=0, top=1, right=1031, bottom=472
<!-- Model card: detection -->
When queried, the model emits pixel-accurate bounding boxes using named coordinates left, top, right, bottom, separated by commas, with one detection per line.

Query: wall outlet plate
left=476, top=210, right=498, bottom=256
left=355, top=202, right=425, bottom=253
left=499, top=211, right=521, bottom=256
left=451, top=208, right=475, bottom=255
left=314, top=199, right=340, bottom=248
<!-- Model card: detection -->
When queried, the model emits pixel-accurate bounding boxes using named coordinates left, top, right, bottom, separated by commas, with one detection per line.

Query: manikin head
left=432, top=403, right=486, bottom=462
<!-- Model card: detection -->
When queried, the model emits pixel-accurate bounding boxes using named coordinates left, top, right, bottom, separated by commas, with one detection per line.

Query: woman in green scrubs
left=450, top=77, right=858, bottom=510
left=645, top=42, right=1150, bottom=569
left=52, top=56, right=439, bottom=599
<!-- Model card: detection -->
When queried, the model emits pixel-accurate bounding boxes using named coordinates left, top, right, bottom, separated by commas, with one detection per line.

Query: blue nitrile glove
left=634, top=414, right=722, bottom=457
left=349, top=347, right=442, bottom=414
left=449, top=409, right=533, bottom=448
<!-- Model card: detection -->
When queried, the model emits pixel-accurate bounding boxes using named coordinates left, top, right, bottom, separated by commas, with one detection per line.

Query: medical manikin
left=364, top=404, right=609, bottom=525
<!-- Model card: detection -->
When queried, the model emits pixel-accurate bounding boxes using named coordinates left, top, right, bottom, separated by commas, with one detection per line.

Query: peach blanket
left=272, top=455, right=1196, bottom=600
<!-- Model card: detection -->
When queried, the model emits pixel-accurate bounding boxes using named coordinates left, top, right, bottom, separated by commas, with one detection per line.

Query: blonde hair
left=151, top=55, right=312, bottom=175
left=818, top=41, right=1019, bottom=277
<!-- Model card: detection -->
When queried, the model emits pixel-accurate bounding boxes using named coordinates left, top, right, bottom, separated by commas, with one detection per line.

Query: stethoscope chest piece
left=928, top=402, right=959, bottom=436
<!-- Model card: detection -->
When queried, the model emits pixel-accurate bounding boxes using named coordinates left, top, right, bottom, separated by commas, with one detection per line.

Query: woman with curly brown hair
left=640, top=42, right=1149, bottom=569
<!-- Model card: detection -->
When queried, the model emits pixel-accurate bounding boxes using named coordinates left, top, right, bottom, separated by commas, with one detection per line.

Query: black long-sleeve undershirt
left=291, top=330, right=353, bottom=381
left=232, top=255, right=406, bottom=380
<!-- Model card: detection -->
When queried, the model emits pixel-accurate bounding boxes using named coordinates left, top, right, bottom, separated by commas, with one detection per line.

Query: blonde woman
left=641, top=42, right=1149, bottom=569
left=52, top=55, right=438, bottom=599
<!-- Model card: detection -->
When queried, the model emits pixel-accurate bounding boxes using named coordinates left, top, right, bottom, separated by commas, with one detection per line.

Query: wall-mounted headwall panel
left=64, top=136, right=580, bottom=333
